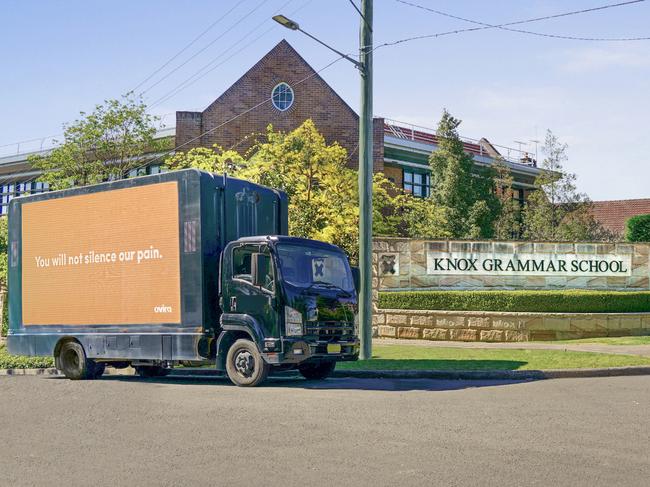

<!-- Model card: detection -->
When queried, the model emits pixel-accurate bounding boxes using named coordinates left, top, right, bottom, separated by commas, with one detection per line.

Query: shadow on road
left=84, top=374, right=532, bottom=392
left=338, top=358, right=529, bottom=371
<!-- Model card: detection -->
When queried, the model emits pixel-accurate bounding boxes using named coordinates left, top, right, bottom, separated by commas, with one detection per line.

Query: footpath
left=375, top=338, right=650, bottom=357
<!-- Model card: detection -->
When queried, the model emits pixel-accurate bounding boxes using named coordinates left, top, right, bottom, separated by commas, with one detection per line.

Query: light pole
left=273, top=0, right=374, bottom=360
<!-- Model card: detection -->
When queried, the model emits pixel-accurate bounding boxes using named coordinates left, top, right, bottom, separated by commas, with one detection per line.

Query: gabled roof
left=203, top=39, right=358, bottom=118
left=591, top=198, right=650, bottom=235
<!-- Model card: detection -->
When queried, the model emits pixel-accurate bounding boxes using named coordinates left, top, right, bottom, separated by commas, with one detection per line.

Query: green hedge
left=626, top=214, right=650, bottom=242
left=0, top=345, right=54, bottom=369
left=379, top=290, right=650, bottom=313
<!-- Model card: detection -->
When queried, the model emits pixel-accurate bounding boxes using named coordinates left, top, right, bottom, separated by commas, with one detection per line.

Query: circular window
left=271, top=82, right=294, bottom=111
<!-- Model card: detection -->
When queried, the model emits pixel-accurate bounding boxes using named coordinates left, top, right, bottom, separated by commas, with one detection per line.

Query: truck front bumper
left=263, top=338, right=360, bottom=365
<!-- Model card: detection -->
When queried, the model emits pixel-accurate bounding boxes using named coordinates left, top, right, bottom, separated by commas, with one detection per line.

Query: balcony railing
left=383, top=118, right=537, bottom=167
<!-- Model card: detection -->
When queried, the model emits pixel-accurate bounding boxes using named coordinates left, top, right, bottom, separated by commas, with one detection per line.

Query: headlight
left=284, top=306, right=303, bottom=336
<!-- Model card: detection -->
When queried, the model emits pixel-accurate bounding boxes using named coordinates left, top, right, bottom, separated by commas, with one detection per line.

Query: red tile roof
left=591, top=198, right=650, bottom=235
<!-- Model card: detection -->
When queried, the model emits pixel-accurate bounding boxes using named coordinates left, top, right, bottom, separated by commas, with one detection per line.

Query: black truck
left=7, top=169, right=359, bottom=386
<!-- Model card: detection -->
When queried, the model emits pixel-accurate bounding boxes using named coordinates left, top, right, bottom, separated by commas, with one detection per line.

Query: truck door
left=225, top=244, right=278, bottom=338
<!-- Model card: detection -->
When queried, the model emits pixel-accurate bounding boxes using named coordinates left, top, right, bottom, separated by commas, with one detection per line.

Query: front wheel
left=298, top=360, right=336, bottom=380
left=225, top=339, right=269, bottom=387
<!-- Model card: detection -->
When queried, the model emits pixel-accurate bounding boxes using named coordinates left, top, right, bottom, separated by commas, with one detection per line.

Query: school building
left=0, top=40, right=646, bottom=236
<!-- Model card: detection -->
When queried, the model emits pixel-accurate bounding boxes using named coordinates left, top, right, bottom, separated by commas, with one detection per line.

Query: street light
left=272, top=15, right=299, bottom=31
left=272, top=15, right=362, bottom=69
left=274, top=1, right=374, bottom=360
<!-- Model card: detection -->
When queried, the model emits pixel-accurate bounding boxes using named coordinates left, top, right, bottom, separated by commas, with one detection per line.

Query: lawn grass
left=550, top=336, right=650, bottom=346
left=336, top=344, right=650, bottom=371
left=0, top=344, right=54, bottom=369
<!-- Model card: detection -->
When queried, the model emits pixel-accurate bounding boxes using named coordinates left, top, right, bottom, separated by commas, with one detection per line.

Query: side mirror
left=251, top=252, right=270, bottom=288
left=351, top=266, right=360, bottom=295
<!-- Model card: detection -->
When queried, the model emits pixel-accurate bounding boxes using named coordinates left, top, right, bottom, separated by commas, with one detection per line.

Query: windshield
left=276, top=244, right=354, bottom=293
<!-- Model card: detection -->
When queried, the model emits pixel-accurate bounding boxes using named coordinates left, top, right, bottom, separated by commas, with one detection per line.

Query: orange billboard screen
left=21, top=182, right=181, bottom=326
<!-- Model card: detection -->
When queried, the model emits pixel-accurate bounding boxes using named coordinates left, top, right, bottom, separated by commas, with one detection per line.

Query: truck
left=6, top=169, right=359, bottom=386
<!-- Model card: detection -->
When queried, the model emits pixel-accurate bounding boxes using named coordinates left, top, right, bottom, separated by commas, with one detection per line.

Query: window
left=0, top=181, right=50, bottom=215
left=271, top=82, right=294, bottom=111
left=513, top=188, right=525, bottom=207
left=127, top=164, right=164, bottom=178
left=232, top=245, right=274, bottom=292
left=403, top=170, right=430, bottom=198
left=233, top=246, right=254, bottom=283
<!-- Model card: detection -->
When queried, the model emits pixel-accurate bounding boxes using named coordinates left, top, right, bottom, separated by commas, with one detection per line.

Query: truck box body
left=7, top=169, right=288, bottom=361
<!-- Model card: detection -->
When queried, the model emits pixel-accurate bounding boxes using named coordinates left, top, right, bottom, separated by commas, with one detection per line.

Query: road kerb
left=3, top=366, right=650, bottom=380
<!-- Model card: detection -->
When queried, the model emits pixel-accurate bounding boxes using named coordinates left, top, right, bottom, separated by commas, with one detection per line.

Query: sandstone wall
left=371, top=238, right=650, bottom=341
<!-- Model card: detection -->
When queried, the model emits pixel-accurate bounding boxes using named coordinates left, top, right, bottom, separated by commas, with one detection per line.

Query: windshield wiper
left=305, top=281, right=352, bottom=297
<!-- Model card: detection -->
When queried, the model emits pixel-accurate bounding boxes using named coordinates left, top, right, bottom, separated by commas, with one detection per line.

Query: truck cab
left=218, top=236, right=359, bottom=386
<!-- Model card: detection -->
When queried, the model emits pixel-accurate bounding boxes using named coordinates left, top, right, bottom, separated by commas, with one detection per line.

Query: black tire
left=298, top=360, right=336, bottom=380
left=92, top=362, right=106, bottom=379
left=135, top=366, right=171, bottom=378
left=225, top=339, right=269, bottom=387
left=58, top=341, right=97, bottom=380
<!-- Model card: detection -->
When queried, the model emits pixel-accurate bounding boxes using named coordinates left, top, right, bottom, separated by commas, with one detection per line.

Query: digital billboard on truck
left=21, top=181, right=181, bottom=326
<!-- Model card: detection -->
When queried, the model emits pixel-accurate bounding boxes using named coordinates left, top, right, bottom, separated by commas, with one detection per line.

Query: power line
left=149, top=0, right=297, bottom=108
left=140, top=0, right=270, bottom=95
left=148, top=0, right=312, bottom=109
left=348, top=0, right=372, bottom=32
left=384, top=0, right=650, bottom=47
left=131, top=1, right=244, bottom=93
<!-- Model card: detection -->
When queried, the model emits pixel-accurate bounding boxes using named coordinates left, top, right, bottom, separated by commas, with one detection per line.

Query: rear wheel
left=298, top=360, right=336, bottom=380
left=92, top=362, right=106, bottom=379
left=135, top=366, right=170, bottom=378
left=225, top=339, right=269, bottom=387
left=58, top=341, right=98, bottom=380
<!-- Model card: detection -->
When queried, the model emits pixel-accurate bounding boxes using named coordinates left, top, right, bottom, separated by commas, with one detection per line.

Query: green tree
left=240, top=121, right=358, bottom=257
left=402, top=196, right=450, bottom=239
left=372, top=173, right=405, bottom=237
left=372, top=174, right=448, bottom=239
left=522, top=130, right=609, bottom=241
left=165, top=145, right=246, bottom=174
left=493, top=159, right=521, bottom=239
left=626, top=215, right=650, bottom=242
left=30, top=93, right=164, bottom=189
left=167, top=120, right=360, bottom=259
left=429, top=110, right=499, bottom=238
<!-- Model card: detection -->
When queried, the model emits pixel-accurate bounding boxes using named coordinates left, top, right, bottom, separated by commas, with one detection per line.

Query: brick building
left=591, top=198, right=650, bottom=236
left=175, top=39, right=542, bottom=202
left=0, top=40, right=545, bottom=212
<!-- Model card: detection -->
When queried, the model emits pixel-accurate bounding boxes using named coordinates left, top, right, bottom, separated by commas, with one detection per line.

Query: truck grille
left=305, top=321, right=355, bottom=341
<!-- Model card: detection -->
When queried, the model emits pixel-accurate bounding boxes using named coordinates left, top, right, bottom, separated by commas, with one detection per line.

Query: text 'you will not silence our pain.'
left=33, top=246, right=165, bottom=269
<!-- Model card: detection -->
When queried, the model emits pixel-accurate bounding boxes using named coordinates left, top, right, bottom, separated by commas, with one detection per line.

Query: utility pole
left=273, top=1, right=374, bottom=359
left=358, top=0, right=373, bottom=360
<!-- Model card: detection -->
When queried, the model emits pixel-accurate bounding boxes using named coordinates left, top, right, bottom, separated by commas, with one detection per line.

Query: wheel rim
left=234, top=349, right=255, bottom=378
left=63, top=349, right=80, bottom=370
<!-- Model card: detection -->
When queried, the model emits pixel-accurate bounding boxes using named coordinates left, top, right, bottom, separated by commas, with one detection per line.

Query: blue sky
left=1, top=0, right=649, bottom=200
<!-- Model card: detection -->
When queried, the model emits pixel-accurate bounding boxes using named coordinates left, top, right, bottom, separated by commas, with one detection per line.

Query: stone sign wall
left=371, top=238, right=650, bottom=341
left=374, top=239, right=650, bottom=291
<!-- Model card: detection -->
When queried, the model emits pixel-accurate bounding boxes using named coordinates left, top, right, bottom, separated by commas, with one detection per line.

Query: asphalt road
left=1, top=375, right=649, bottom=487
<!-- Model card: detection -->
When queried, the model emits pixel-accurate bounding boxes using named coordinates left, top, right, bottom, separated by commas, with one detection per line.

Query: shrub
left=626, top=214, right=650, bottom=242
left=379, top=290, right=650, bottom=314
left=1, top=295, right=7, bottom=337
left=0, top=344, right=54, bottom=369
